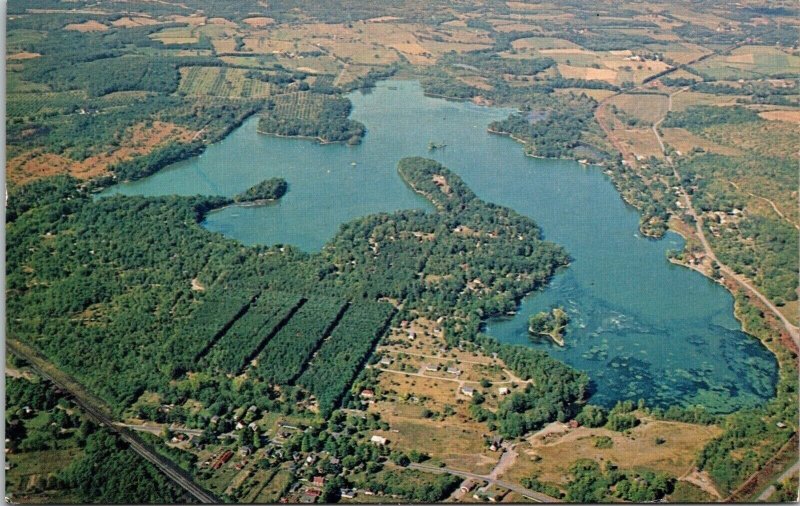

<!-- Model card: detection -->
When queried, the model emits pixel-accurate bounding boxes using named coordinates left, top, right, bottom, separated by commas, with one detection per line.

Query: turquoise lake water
left=102, top=80, right=777, bottom=412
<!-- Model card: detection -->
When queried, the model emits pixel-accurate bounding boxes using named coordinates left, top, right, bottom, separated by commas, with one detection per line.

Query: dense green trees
left=662, top=105, right=762, bottom=132
left=566, top=459, right=674, bottom=502
left=234, top=178, right=288, bottom=203
left=254, top=298, right=348, bottom=384
left=7, top=158, right=581, bottom=441
left=59, top=431, right=187, bottom=503
left=258, top=94, right=365, bottom=144
left=203, top=293, right=303, bottom=374
left=358, top=470, right=461, bottom=502
left=299, top=301, right=395, bottom=415
left=488, top=96, right=597, bottom=158
left=575, top=404, right=608, bottom=428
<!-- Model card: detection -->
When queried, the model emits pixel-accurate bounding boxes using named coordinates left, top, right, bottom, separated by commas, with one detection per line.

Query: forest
left=6, top=156, right=584, bottom=435
left=298, top=301, right=396, bottom=416
left=234, top=178, right=288, bottom=203
left=258, top=94, right=366, bottom=144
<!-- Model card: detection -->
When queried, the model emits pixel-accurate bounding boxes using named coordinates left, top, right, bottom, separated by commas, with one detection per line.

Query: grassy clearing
left=615, top=128, right=665, bottom=159
left=253, top=468, right=292, bottom=503
left=661, top=127, right=741, bottom=156
left=609, top=93, right=669, bottom=124
left=671, top=91, right=745, bottom=111
left=370, top=404, right=500, bottom=474
left=503, top=417, right=721, bottom=486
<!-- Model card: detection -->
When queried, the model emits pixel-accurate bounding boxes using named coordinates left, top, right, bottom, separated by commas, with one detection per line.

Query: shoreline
left=255, top=128, right=358, bottom=146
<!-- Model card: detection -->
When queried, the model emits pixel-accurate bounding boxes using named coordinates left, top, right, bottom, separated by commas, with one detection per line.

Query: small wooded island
left=529, top=307, right=569, bottom=346
left=233, top=178, right=288, bottom=205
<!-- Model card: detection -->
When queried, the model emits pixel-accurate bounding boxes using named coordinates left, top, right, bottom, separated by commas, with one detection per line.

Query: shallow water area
left=101, top=80, right=777, bottom=412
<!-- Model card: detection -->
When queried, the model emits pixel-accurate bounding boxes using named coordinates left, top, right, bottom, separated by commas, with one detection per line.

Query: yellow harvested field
left=170, top=14, right=207, bottom=26
left=243, top=17, right=275, bottom=27
left=558, top=64, right=617, bottom=83
left=64, top=20, right=108, bottom=32
left=539, top=48, right=593, bottom=55
left=7, top=52, right=40, bottom=60
left=502, top=418, right=722, bottom=486
left=208, top=17, right=238, bottom=27
left=111, top=16, right=161, bottom=28
left=511, top=37, right=580, bottom=51
left=661, top=128, right=742, bottom=156
left=671, top=91, right=745, bottom=111
left=616, top=128, right=665, bottom=159
left=211, top=38, right=237, bottom=53
left=609, top=93, right=669, bottom=124
left=759, top=109, right=800, bottom=123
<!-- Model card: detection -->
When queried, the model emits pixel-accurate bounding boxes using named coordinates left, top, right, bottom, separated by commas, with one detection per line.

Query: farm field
left=178, top=67, right=275, bottom=98
left=690, top=46, right=800, bottom=80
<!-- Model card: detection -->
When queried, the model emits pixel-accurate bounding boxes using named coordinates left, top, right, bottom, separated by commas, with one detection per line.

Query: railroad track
left=7, top=340, right=220, bottom=504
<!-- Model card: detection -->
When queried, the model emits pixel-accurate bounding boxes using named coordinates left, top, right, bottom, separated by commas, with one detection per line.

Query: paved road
left=596, top=45, right=800, bottom=349
left=7, top=340, right=220, bottom=504
left=756, top=459, right=800, bottom=502
left=409, top=463, right=561, bottom=502
left=657, top=129, right=800, bottom=348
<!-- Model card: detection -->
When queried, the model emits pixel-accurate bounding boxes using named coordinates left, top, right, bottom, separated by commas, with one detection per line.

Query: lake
left=102, top=80, right=777, bottom=412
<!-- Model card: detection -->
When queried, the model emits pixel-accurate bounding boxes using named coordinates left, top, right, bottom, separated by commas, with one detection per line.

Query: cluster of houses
left=459, top=479, right=508, bottom=502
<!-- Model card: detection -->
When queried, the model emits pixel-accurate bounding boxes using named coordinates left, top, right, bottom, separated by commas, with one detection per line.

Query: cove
left=101, top=80, right=777, bottom=413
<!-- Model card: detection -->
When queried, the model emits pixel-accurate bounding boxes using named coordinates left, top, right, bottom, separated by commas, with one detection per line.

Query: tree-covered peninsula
left=233, top=178, right=288, bottom=204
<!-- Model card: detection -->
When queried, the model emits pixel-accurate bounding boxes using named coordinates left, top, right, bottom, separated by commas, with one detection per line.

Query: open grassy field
left=759, top=109, right=800, bottom=123
left=671, top=91, right=746, bottom=111
left=150, top=25, right=199, bottom=45
left=690, top=46, right=800, bottom=80
left=661, top=127, right=742, bottom=156
left=609, top=93, right=669, bottom=124
left=369, top=400, right=501, bottom=475
left=501, top=417, right=722, bottom=487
